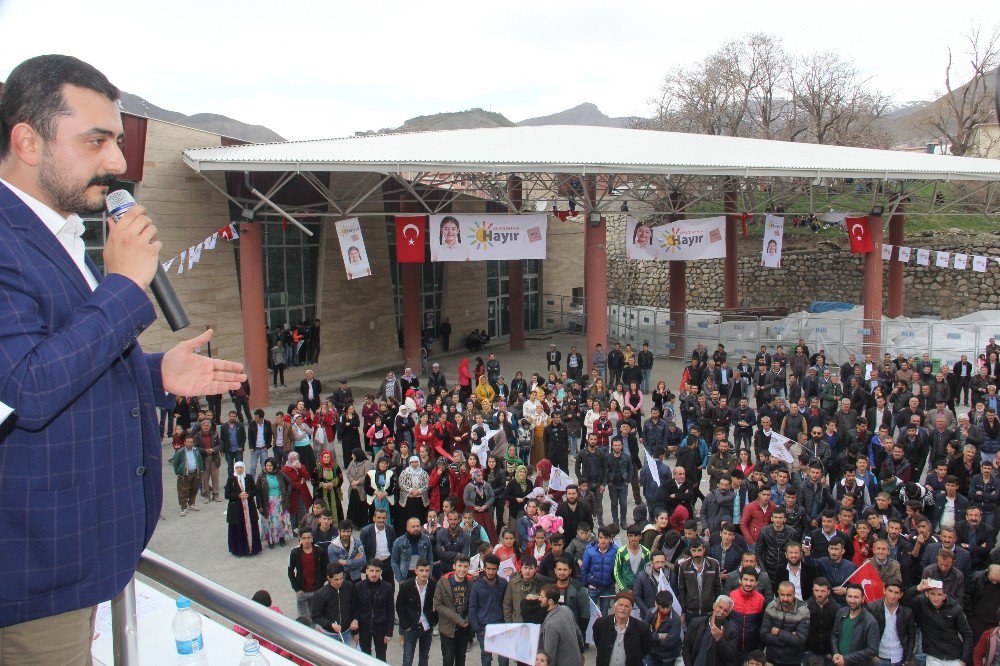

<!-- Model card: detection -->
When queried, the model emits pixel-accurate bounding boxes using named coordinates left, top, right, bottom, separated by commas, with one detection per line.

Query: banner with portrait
left=760, top=214, right=784, bottom=268
left=429, top=214, right=547, bottom=262
left=625, top=215, right=727, bottom=261
left=335, top=218, right=372, bottom=280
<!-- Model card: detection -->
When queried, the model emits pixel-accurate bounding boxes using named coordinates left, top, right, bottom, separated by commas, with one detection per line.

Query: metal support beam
left=507, top=175, right=526, bottom=351
left=887, top=203, right=906, bottom=318
left=723, top=179, right=739, bottom=309
left=584, top=176, right=608, bottom=362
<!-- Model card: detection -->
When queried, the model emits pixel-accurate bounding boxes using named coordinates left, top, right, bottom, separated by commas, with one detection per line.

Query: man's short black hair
left=1, top=55, right=120, bottom=160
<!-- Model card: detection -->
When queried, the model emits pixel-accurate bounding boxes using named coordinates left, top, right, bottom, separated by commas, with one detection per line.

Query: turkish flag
left=395, top=216, right=425, bottom=263
left=843, top=561, right=885, bottom=602
left=846, top=216, right=874, bottom=254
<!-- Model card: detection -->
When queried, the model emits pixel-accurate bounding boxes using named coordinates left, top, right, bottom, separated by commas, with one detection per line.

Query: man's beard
left=38, top=151, right=113, bottom=215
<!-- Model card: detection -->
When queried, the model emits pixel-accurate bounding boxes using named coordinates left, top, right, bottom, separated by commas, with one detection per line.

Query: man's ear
left=8, top=123, right=43, bottom=167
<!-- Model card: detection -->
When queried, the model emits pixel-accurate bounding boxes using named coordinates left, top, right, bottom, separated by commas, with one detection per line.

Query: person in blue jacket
left=581, top=525, right=620, bottom=616
left=0, top=54, right=245, bottom=661
left=468, top=555, right=509, bottom=666
left=391, top=517, right=434, bottom=582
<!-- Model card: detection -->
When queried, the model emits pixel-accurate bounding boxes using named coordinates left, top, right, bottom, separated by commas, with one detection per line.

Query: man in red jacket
left=740, top=487, right=776, bottom=546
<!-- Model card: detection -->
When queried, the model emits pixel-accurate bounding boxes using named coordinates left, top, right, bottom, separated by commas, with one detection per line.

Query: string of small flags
left=880, top=243, right=996, bottom=273
left=160, top=223, right=239, bottom=275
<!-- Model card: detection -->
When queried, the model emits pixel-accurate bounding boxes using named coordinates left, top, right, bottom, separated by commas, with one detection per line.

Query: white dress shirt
left=1, top=177, right=98, bottom=290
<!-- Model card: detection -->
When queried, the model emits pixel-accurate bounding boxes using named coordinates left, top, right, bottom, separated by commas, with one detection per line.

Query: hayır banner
left=625, top=215, right=726, bottom=261
left=429, top=214, right=547, bottom=262
left=760, top=214, right=784, bottom=268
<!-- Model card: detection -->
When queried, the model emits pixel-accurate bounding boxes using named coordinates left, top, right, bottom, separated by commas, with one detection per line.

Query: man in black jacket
left=310, top=563, right=357, bottom=640
left=608, top=343, right=625, bottom=386
left=543, top=413, right=569, bottom=473
left=868, top=582, right=915, bottom=666
left=905, top=579, right=973, bottom=665
left=683, top=595, right=739, bottom=666
left=299, top=370, right=322, bottom=412
left=546, top=344, right=561, bottom=373
left=287, top=528, right=329, bottom=618
left=593, top=591, right=652, bottom=666
left=355, top=559, right=394, bottom=660
left=396, top=559, right=437, bottom=666
left=638, top=342, right=654, bottom=392
left=805, top=578, right=838, bottom=663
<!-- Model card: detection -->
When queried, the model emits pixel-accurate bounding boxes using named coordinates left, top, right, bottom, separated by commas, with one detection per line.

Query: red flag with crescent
left=843, top=561, right=885, bottom=602
left=395, top=216, right=425, bottom=263
left=846, top=216, right=874, bottom=254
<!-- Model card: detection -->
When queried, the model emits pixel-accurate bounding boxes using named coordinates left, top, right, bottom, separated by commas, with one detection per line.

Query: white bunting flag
left=954, top=254, right=968, bottom=270
left=881, top=244, right=893, bottom=261
left=162, top=257, right=176, bottom=272
left=187, top=243, right=203, bottom=270
left=644, top=446, right=661, bottom=487
left=177, top=250, right=187, bottom=274
left=497, top=558, right=517, bottom=581
left=586, top=597, right=601, bottom=645
left=916, top=249, right=930, bottom=266
left=898, top=246, right=912, bottom=262
left=973, top=256, right=988, bottom=272
left=203, top=232, right=219, bottom=250
left=935, top=251, right=950, bottom=268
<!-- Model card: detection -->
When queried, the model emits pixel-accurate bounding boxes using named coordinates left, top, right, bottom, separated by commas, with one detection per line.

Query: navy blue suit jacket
left=0, top=182, right=170, bottom=626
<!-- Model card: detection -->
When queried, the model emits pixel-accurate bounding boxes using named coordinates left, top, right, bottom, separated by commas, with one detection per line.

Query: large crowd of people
left=161, top=336, right=1000, bottom=666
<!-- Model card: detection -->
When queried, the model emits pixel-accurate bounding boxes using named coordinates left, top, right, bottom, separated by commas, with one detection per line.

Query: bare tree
left=920, top=24, right=1000, bottom=156
left=787, top=51, right=892, bottom=148
left=650, top=34, right=890, bottom=148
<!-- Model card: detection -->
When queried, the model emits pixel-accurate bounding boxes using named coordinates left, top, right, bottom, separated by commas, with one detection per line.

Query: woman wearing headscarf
left=289, top=413, right=316, bottom=484
left=225, top=461, right=262, bottom=557
left=505, top=464, right=533, bottom=521
left=397, top=455, right=430, bottom=526
left=474, top=375, right=496, bottom=405
left=428, top=456, right=458, bottom=513
left=523, top=387, right=549, bottom=464
left=314, top=449, right=344, bottom=522
left=364, top=456, right=397, bottom=525
left=313, top=400, right=337, bottom=451
left=365, top=414, right=391, bottom=455
left=400, top=367, right=420, bottom=395
left=255, top=457, right=293, bottom=549
left=337, top=404, right=361, bottom=464
left=486, top=454, right=508, bottom=531
left=458, top=358, right=472, bottom=404
left=281, top=451, right=313, bottom=529
left=464, top=467, right=498, bottom=543
left=344, top=448, right=372, bottom=529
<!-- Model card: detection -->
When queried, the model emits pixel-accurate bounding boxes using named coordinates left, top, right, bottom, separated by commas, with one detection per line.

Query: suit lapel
left=0, top=183, right=92, bottom=300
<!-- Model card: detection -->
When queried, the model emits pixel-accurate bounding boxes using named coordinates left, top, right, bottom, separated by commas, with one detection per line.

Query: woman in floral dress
left=313, top=449, right=344, bottom=522
left=255, top=457, right=293, bottom=548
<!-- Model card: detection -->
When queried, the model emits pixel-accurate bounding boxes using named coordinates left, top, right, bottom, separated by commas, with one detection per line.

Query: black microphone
left=106, top=190, right=191, bottom=332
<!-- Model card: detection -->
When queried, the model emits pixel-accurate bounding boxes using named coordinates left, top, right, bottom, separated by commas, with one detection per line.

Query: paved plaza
left=147, top=332, right=692, bottom=664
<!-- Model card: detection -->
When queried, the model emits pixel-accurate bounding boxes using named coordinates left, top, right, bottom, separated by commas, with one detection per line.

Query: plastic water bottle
left=238, top=639, right=271, bottom=665
left=172, top=596, right=207, bottom=664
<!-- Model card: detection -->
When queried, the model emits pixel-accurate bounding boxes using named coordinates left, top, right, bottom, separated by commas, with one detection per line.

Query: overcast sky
left=0, top=0, right=993, bottom=140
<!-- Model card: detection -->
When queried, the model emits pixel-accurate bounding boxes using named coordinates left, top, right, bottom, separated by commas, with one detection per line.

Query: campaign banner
left=761, top=214, right=784, bottom=268
left=625, top=215, right=726, bottom=261
left=335, top=218, right=372, bottom=280
left=429, top=214, right=547, bottom=262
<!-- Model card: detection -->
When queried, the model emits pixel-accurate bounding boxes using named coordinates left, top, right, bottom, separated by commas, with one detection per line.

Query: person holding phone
left=683, top=595, right=739, bottom=666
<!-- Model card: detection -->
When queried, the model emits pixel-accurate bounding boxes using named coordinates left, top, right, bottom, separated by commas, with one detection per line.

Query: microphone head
left=106, top=189, right=137, bottom=220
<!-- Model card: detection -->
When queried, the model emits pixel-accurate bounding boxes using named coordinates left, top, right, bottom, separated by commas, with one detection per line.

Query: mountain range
left=118, top=91, right=285, bottom=143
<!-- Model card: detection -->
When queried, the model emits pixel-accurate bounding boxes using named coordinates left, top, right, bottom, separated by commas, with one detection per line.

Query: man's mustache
left=88, top=174, right=117, bottom=187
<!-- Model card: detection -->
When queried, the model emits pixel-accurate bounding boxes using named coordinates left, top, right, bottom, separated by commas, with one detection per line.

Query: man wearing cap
left=907, top=578, right=973, bottom=666
left=331, top=379, right=353, bottom=414
left=546, top=344, right=561, bottom=374
left=427, top=363, right=447, bottom=395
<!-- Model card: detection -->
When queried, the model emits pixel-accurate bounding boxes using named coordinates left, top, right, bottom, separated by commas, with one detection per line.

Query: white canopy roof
left=182, top=125, right=1000, bottom=181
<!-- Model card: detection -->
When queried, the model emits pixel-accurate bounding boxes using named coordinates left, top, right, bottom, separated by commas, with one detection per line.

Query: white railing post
left=111, top=578, right=139, bottom=666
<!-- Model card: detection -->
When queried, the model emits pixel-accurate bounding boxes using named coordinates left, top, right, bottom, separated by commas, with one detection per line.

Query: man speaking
left=0, top=55, right=246, bottom=661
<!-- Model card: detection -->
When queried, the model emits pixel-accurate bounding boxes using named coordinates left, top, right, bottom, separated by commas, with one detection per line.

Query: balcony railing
left=109, top=550, right=385, bottom=665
